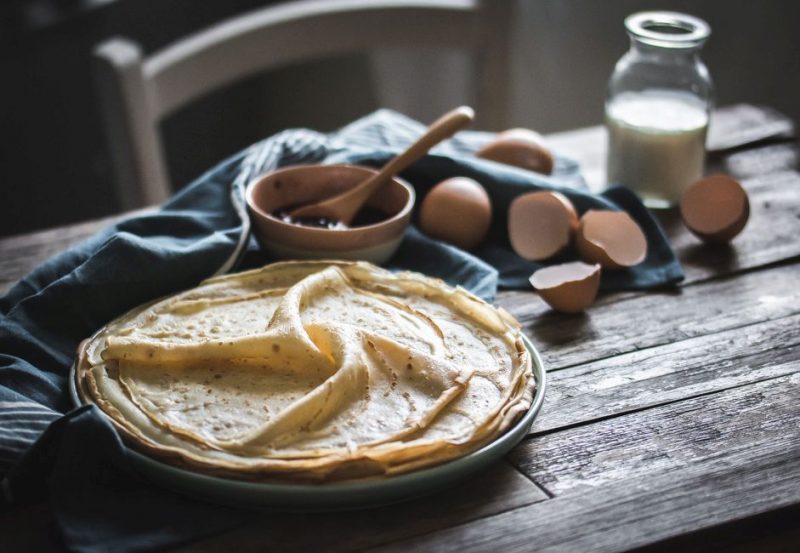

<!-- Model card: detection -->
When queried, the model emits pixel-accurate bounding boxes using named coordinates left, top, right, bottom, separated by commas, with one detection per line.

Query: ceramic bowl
left=246, top=164, right=415, bottom=264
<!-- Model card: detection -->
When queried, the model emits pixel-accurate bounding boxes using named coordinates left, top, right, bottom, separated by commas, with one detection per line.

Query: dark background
left=0, top=0, right=378, bottom=237
left=2, top=0, right=798, bottom=238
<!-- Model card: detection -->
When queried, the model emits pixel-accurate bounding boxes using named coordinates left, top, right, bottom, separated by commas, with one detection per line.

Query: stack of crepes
left=76, top=261, right=534, bottom=482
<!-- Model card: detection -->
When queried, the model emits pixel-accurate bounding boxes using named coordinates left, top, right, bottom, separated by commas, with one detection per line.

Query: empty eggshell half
left=508, top=191, right=579, bottom=260
left=419, top=177, right=492, bottom=250
left=576, top=210, right=648, bottom=269
left=477, top=128, right=555, bottom=175
left=529, top=261, right=602, bottom=313
left=680, top=174, right=750, bottom=243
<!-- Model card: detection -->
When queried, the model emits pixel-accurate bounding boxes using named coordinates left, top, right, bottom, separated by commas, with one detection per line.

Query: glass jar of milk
left=606, top=12, right=713, bottom=208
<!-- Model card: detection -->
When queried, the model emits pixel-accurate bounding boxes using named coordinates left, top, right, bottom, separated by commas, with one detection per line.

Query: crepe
left=76, top=261, right=534, bottom=482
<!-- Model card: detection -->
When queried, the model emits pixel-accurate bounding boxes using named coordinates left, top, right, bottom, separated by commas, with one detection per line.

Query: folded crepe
left=76, top=261, right=534, bottom=482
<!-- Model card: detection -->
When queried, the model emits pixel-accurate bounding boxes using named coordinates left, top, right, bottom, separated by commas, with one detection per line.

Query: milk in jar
left=606, top=90, right=708, bottom=208
left=605, top=11, right=713, bottom=208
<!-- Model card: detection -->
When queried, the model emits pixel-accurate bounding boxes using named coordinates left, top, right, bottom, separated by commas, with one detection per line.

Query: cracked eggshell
left=418, top=177, right=492, bottom=250
left=576, top=210, right=648, bottom=269
left=477, top=128, right=555, bottom=175
left=529, top=261, right=601, bottom=313
left=680, top=174, right=750, bottom=243
left=508, top=191, right=579, bottom=260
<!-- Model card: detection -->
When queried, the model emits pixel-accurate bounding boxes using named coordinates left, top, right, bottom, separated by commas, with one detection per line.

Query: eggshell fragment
left=508, top=191, right=579, bottom=260
left=419, top=177, right=492, bottom=250
left=680, top=174, right=750, bottom=243
left=477, top=128, right=555, bottom=175
left=576, top=210, right=648, bottom=269
left=529, top=261, right=601, bottom=313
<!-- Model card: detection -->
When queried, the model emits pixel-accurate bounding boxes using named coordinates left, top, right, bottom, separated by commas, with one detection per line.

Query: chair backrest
left=93, top=0, right=513, bottom=209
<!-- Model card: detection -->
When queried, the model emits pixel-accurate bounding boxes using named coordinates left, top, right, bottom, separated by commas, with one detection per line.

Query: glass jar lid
left=625, top=11, right=710, bottom=49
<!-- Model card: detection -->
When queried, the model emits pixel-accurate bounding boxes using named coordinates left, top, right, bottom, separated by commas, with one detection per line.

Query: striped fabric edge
left=0, top=401, right=59, bottom=476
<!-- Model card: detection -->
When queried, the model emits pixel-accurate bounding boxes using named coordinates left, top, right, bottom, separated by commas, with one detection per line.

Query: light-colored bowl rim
left=245, top=164, right=416, bottom=235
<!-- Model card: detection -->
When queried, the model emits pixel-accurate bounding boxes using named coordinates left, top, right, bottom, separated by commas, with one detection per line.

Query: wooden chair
left=93, top=0, right=513, bottom=209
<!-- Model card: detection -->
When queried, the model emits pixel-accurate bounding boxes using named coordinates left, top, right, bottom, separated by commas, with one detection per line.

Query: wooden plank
left=546, top=103, right=798, bottom=191
left=373, top=447, right=800, bottom=553
left=705, top=104, right=796, bottom=152
left=629, top=505, right=800, bottom=553
left=530, top=311, right=800, bottom=434
left=498, top=262, right=800, bottom=371
left=545, top=125, right=606, bottom=191
left=0, top=220, right=103, bottom=294
left=716, top=142, right=799, bottom=179
left=513, top=371, right=800, bottom=495
left=176, top=462, right=547, bottom=553
left=658, top=169, right=800, bottom=284
left=374, top=375, right=800, bottom=553
left=0, top=210, right=149, bottom=295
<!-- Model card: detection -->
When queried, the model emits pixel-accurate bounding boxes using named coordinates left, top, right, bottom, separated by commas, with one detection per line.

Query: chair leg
left=94, top=39, right=171, bottom=209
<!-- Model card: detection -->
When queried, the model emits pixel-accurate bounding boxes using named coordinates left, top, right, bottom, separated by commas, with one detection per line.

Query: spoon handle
left=373, top=106, right=475, bottom=186
left=290, top=106, right=474, bottom=225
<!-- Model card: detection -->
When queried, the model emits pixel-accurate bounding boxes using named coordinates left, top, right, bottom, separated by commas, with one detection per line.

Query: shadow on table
left=682, top=242, right=740, bottom=275
left=628, top=502, right=800, bottom=553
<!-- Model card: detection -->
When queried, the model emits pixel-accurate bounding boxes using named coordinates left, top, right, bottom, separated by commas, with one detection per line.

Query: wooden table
left=2, top=104, right=799, bottom=552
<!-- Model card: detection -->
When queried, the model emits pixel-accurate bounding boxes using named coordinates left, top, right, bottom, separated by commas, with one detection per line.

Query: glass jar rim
left=625, top=11, right=710, bottom=49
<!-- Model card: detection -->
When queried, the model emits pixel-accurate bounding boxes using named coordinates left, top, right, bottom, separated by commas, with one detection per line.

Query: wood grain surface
left=376, top=444, right=800, bottom=553
left=514, top=372, right=800, bottom=495
left=173, top=462, right=546, bottom=553
left=499, top=261, right=800, bottom=372
left=531, top=309, right=800, bottom=433
left=1, top=104, right=798, bottom=552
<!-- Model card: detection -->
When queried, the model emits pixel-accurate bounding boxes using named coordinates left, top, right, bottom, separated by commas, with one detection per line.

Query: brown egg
left=419, top=177, right=492, bottom=250
left=477, top=128, right=555, bottom=175
left=508, top=191, right=579, bottom=260
left=529, top=261, right=601, bottom=313
left=576, top=210, right=648, bottom=269
left=680, top=174, right=750, bottom=243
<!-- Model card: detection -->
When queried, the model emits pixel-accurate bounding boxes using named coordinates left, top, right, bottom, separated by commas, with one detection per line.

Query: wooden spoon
left=288, top=106, right=474, bottom=225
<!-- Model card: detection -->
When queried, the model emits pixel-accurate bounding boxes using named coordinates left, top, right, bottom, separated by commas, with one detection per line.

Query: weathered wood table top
left=2, top=104, right=799, bottom=552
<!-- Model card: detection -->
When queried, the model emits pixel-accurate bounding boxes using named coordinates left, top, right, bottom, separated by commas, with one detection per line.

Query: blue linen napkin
left=0, top=110, right=682, bottom=552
